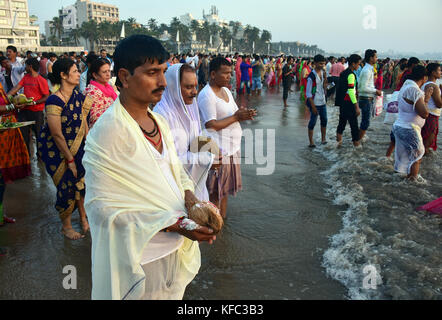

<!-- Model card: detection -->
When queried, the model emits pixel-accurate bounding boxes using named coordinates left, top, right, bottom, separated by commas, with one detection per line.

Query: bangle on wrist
left=66, top=158, right=75, bottom=164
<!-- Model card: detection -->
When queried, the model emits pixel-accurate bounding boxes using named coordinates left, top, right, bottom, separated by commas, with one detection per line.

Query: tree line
left=43, top=16, right=320, bottom=55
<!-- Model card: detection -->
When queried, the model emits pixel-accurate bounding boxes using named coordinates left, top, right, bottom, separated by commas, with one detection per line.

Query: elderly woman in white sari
left=393, top=65, right=433, bottom=180
left=83, top=35, right=216, bottom=301
left=154, top=64, right=215, bottom=202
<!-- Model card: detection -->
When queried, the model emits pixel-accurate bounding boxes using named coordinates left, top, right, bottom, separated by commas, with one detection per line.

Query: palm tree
left=201, top=21, right=211, bottom=45
left=190, top=20, right=203, bottom=42
left=260, top=30, right=272, bottom=43
left=48, top=35, right=58, bottom=46
left=50, top=17, right=64, bottom=44
left=80, top=20, right=98, bottom=51
left=148, top=18, right=158, bottom=33
left=70, top=28, right=81, bottom=46
left=244, top=25, right=260, bottom=52
left=219, top=27, right=232, bottom=48
left=97, top=21, right=113, bottom=48
left=208, top=23, right=220, bottom=47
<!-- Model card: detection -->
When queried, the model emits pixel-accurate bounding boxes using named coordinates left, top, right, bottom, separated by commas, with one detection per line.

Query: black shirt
left=282, top=64, right=292, bottom=85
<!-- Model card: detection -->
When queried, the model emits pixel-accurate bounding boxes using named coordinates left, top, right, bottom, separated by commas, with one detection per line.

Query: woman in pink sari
left=235, top=56, right=242, bottom=95
left=84, top=58, right=118, bottom=128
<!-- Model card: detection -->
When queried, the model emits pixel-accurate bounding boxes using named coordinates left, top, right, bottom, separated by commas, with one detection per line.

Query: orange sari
left=0, top=83, right=31, bottom=184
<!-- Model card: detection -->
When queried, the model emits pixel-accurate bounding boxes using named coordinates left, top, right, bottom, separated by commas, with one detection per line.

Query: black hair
left=314, top=54, right=326, bottom=63
left=25, top=58, right=40, bottom=72
left=209, top=57, right=232, bottom=74
left=48, top=52, right=57, bottom=59
left=364, top=49, right=377, bottom=62
left=114, top=34, right=170, bottom=88
left=0, top=56, right=7, bottom=64
left=26, top=50, right=32, bottom=56
left=86, top=53, right=99, bottom=66
left=100, top=49, right=107, bottom=53
left=409, top=65, right=427, bottom=81
left=6, top=46, right=17, bottom=53
left=348, top=54, right=362, bottom=65
left=48, top=58, right=76, bottom=85
left=407, top=57, right=420, bottom=68
left=87, top=58, right=111, bottom=86
left=179, top=63, right=196, bottom=82
left=426, top=63, right=441, bottom=77
left=69, top=51, right=76, bottom=57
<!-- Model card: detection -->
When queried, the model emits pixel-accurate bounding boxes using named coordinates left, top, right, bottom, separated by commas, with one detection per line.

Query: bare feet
left=337, top=140, right=343, bottom=149
left=62, top=228, right=85, bottom=240
left=81, top=219, right=90, bottom=234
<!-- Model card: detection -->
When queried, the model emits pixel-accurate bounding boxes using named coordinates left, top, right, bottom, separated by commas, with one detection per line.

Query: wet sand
left=0, top=88, right=348, bottom=300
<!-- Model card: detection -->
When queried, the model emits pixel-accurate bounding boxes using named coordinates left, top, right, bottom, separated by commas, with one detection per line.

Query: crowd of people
left=0, top=38, right=440, bottom=299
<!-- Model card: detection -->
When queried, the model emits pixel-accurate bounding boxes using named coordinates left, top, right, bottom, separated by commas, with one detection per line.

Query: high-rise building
left=45, top=0, right=120, bottom=50
left=0, top=0, right=40, bottom=50
left=75, top=0, right=119, bottom=27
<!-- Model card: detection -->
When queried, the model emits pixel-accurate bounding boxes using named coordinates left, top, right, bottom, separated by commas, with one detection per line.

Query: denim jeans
left=359, top=97, right=374, bottom=131
left=252, top=77, right=262, bottom=91
left=240, top=80, right=251, bottom=95
left=308, top=104, right=328, bottom=130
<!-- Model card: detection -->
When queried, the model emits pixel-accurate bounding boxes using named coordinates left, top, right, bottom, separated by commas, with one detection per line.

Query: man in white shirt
left=84, top=35, right=215, bottom=300
left=6, top=46, right=24, bottom=87
left=358, top=49, right=382, bottom=141
left=198, top=57, right=256, bottom=219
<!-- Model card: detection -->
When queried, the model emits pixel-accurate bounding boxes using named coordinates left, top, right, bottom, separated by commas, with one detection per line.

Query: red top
left=19, top=74, right=49, bottom=112
left=39, top=58, right=48, bottom=76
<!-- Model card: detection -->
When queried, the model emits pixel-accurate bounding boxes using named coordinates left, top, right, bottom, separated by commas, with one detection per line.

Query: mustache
left=152, top=87, right=166, bottom=94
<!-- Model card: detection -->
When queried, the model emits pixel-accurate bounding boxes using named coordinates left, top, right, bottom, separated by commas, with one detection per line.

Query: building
left=45, top=0, right=120, bottom=50
left=0, top=0, right=40, bottom=50
left=75, top=0, right=119, bottom=26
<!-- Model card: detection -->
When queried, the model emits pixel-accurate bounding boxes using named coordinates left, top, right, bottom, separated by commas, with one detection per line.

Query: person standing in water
left=336, top=54, right=363, bottom=148
left=421, top=63, right=442, bottom=155
left=306, top=54, right=328, bottom=147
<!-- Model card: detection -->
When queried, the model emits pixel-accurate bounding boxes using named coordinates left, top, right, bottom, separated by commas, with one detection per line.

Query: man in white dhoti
left=154, top=63, right=217, bottom=202
left=83, top=35, right=216, bottom=300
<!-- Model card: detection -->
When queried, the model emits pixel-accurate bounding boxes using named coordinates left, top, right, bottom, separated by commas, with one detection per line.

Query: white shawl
left=83, top=97, right=200, bottom=300
left=154, top=63, right=214, bottom=201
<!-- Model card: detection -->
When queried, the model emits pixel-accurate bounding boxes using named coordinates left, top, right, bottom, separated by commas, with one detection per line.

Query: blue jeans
left=252, top=77, right=262, bottom=90
left=240, top=80, right=251, bottom=95
left=308, top=104, right=328, bottom=130
left=359, top=97, right=374, bottom=131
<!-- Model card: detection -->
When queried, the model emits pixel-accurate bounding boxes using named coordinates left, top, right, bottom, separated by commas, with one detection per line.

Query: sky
left=29, top=0, right=442, bottom=55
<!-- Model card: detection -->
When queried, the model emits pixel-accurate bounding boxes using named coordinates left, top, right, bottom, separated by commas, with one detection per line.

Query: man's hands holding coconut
left=166, top=190, right=224, bottom=245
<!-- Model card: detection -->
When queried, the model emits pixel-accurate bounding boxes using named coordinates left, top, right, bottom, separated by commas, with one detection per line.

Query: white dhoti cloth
left=84, top=97, right=201, bottom=300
